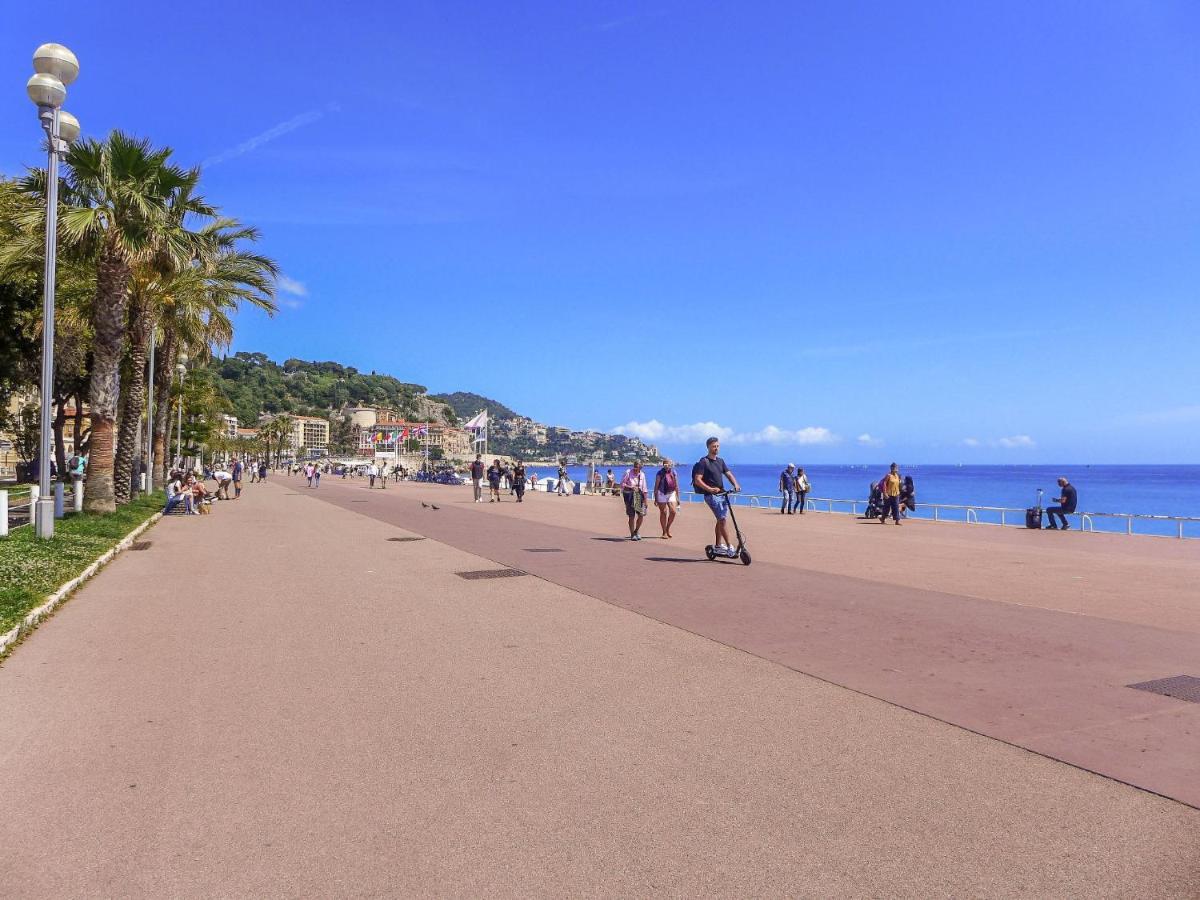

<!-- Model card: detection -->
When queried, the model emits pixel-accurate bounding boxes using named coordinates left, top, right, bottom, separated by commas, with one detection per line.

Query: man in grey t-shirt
left=691, top=437, right=741, bottom=553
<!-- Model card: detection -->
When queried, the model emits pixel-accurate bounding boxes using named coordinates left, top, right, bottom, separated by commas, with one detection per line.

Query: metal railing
left=673, top=491, right=1199, bottom=540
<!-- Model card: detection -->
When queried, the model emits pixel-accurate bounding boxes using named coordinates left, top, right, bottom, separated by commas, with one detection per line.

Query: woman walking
left=654, top=459, right=681, bottom=539
left=794, top=467, right=811, bottom=514
left=621, top=460, right=649, bottom=541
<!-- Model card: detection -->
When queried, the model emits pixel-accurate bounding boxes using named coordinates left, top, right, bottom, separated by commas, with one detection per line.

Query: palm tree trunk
left=153, top=329, right=175, bottom=485
left=113, top=293, right=153, bottom=504
left=83, top=242, right=131, bottom=513
left=52, top=391, right=68, bottom=478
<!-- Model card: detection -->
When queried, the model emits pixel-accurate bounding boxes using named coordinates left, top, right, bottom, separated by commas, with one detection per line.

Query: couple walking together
left=778, top=464, right=810, bottom=514
left=621, top=459, right=683, bottom=541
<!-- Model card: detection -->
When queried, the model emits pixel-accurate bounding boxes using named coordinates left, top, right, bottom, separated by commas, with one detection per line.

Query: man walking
left=879, top=462, right=902, bottom=525
left=231, top=456, right=244, bottom=498
left=557, top=461, right=571, bottom=497
left=1046, top=476, right=1078, bottom=530
left=691, top=437, right=742, bottom=555
left=779, top=463, right=795, bottom=515
left=469, top=454, right=485, bottom=502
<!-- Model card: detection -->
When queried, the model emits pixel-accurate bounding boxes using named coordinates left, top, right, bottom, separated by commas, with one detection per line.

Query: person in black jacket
left=1046, top=477, right=1078, bottom=530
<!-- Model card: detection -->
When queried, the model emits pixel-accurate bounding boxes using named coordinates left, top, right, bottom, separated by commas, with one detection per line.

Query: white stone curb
left=0, top=511, right=164, bottom=657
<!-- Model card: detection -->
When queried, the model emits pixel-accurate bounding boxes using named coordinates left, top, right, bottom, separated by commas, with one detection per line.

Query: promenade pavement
left=0, top=474, right=1196, bottom=897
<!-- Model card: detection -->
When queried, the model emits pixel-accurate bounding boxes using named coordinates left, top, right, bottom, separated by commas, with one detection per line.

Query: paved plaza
left=1, top=476, right=1197, bottom=897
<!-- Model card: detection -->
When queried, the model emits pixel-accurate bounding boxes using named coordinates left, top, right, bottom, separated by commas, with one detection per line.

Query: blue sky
left=3, top=2, right=1198, bottom=463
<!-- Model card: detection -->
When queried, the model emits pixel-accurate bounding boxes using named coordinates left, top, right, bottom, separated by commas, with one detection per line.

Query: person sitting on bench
left=1046, top=477, right=1077, bottom=530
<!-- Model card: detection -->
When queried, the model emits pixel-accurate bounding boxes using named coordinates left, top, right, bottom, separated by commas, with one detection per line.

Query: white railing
left=672, top=492, right=1199, bottom=540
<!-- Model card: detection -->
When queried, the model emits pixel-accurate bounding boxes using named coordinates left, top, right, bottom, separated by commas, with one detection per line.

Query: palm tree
left=114, top=200, right=277, bottom=501
left=113, top=171, right=214, bottom=503
left=51, top=132, right=191, bottom=512
left=149, top=221, right=277, bottom=484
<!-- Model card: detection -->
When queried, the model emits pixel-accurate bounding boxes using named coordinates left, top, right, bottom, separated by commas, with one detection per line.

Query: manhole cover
left=524, top=548, right=564, bottom=553
left=455, top=569, right=527, bottom=580
left=130, top=541, right=152, bottom=551
left=1128, top=675, right=1200, bottom=704
left=388, top=537, right=424, bottom=543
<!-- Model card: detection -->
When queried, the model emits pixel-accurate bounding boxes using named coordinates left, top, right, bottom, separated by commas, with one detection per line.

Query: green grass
left=0, top=491, right=165, bottom=636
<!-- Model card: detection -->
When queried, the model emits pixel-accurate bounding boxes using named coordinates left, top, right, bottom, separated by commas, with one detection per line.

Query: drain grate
left=1128, top=675, right=1200, bottom=704
left=387, top=537, right=425, bottom=543
left=130, top=541, right=152, bottom=551
left=524, top=548, right=564, bottom=553
left=456, top=568, right=527, bottom=580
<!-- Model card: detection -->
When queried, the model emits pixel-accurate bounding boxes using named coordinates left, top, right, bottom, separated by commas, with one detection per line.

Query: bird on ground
left=431, top=505, right=440, bottom=510
left=421, top=501, right=429, bottom=508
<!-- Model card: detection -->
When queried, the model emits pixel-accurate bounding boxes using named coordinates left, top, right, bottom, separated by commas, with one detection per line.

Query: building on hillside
left=356, top=420, right=472, bottom=459
left=236, top=427, right=259, bottom=441
left=221, top=414, right=238, bottom=438
left=292, top=416, right=330, bottom=457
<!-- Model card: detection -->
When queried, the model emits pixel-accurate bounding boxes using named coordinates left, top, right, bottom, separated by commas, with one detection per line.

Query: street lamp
left=175, top=354, right=188, bottom=468
left=27, top=43, right=80, bottom=539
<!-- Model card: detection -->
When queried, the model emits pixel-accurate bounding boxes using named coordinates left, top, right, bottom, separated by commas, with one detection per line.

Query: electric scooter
left=704, top=490, right=752, bottom=566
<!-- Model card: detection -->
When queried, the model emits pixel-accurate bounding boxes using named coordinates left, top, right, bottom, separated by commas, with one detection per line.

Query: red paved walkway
left=304, top=476, right=1200, bottom=809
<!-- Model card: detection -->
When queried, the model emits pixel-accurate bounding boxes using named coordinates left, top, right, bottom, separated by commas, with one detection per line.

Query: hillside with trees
left=210, top=353, right=433, bottom=425
left=428, top=391, right=517, bottom=423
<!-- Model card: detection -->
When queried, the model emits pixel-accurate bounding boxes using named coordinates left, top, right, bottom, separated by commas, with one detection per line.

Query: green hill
left=429, top=391, right=518, bottom=423
left=211, top=352, right=430, bottom=425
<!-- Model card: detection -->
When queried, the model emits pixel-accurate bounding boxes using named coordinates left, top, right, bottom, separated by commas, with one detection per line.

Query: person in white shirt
left=367, top=463, right=378, bottom=489
left=213, top=468, right=233, bottom=500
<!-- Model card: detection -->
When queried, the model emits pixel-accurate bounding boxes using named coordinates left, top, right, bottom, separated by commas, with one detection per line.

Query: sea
left=522, top=463, right=1200, bottom=539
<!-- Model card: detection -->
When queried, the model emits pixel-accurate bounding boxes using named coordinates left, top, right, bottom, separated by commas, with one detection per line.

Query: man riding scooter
left=692, top=436, right=742, bottom=557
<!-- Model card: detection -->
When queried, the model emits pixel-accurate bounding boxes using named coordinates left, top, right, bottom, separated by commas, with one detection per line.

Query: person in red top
left=621, top=461, right=649, bottom=541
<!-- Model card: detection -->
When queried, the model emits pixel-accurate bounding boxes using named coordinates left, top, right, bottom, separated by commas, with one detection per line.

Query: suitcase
left=1025, top=488, right=1044, bottom=529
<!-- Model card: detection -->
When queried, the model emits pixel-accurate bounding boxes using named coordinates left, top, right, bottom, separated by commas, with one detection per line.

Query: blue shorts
left=704, top=493, right=729, bottom=520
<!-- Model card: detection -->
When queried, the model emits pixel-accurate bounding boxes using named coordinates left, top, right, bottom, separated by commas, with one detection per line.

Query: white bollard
left=1, top=490, right=8, bottom=538
left=30, top=484, right=40, bottom=505
left=54, top=482, right=65, bottom=518
left=139, top=473, right=146, bottom=491
left=73, top=479, right=83, bottom=513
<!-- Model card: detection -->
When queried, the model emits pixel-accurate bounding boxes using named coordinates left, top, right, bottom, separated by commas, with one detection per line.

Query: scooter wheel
left=705, top=545, right=716, bottom=561
left=740, top=550, right=752, bottom=566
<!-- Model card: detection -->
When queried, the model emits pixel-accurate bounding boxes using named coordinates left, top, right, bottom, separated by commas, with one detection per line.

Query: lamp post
left=145, top=333, right=155, bottom=493
left=175, top=354, right=188, bottom=468
left=27, top=43, right=80, bottom=540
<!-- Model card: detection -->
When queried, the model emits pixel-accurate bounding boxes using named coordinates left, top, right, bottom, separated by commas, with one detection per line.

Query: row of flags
left=370, top=425, right=429, bottom=444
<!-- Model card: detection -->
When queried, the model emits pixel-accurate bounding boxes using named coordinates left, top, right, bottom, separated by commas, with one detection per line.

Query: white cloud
left=612, top=420, right=837, bottom=446
left=277, top=275, right=307, bottom=297
left=857, top=433, right=883, bottom=447
left=963, top=435, right=1035, bottom=449
left=997, top=434, right=1036, bottom=449
left=203, top=103, right=340, bottom=167
left=728, top=426, right=838, bottom=446
left=611, top=419, right=732, bottom=443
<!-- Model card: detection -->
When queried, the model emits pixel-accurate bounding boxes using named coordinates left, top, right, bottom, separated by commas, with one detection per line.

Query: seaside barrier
left=671, top=491, right=1200, bottom=540
left=512, top=479, right=1197, bottom=539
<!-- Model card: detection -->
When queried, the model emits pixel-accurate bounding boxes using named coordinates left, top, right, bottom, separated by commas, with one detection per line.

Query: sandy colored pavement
left=0, top=475, right=1196, bottom=898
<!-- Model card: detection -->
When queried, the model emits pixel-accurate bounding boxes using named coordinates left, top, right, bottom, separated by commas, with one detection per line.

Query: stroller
left=864, top=481, right=884, bottom=519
